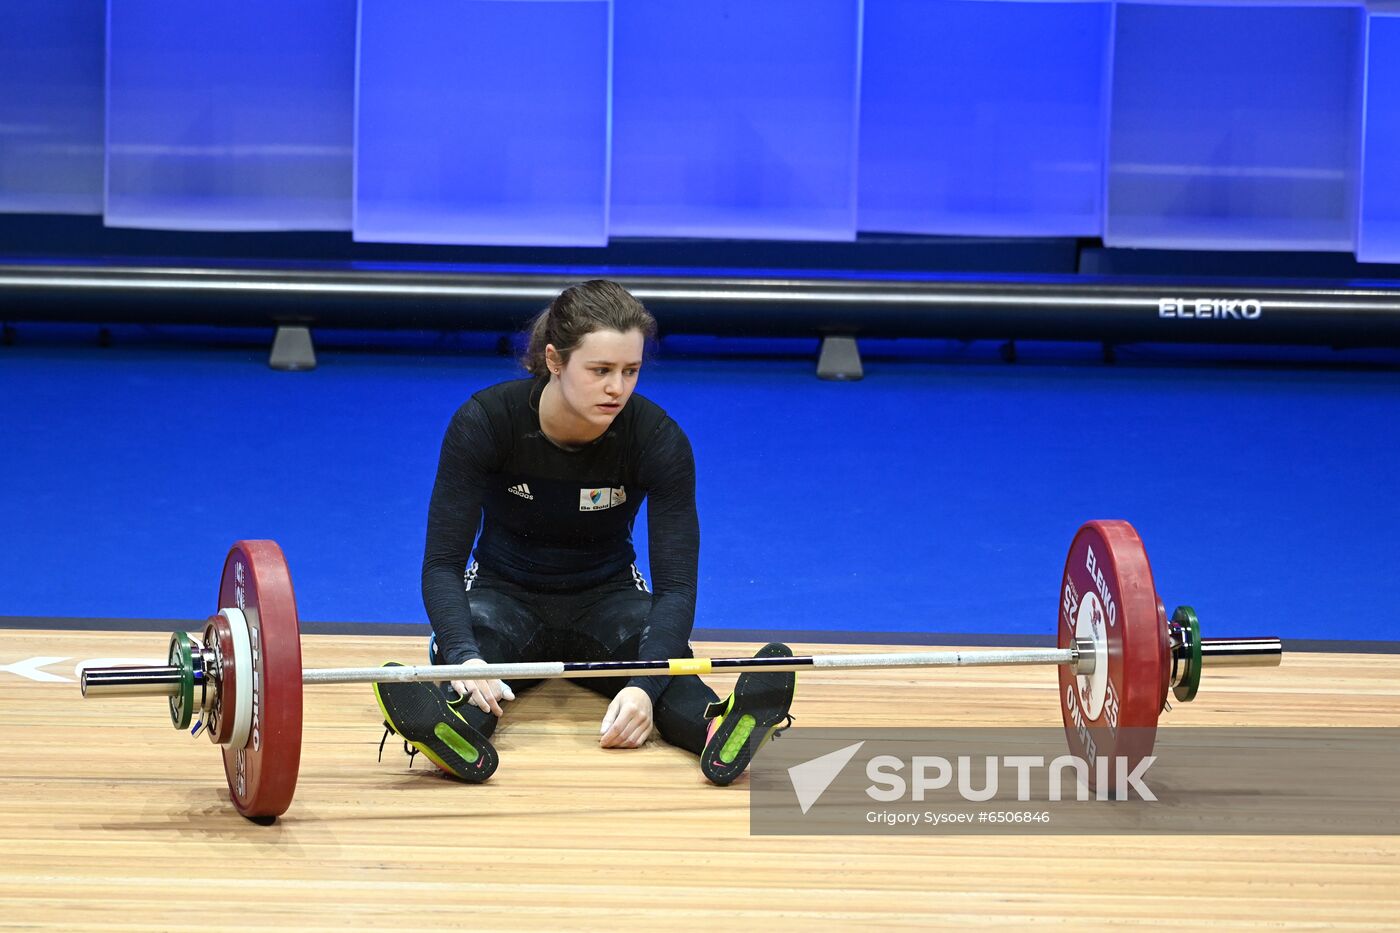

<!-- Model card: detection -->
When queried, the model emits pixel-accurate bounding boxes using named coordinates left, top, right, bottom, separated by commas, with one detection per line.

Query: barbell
left=79, top=520, right=1281, bottom=822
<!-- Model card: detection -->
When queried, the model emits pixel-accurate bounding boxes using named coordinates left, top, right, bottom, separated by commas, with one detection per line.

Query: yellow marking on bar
left=669, top=658, right=712, bottom=676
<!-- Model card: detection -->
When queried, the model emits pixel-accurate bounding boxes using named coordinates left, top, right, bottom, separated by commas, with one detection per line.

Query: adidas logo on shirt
left=508, top=483, right=534, bottom=500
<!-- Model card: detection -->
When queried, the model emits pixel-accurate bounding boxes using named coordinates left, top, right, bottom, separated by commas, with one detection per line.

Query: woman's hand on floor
left=600, top=686, right=654, bottom=748
left=451, top=658, right=515, bottom=716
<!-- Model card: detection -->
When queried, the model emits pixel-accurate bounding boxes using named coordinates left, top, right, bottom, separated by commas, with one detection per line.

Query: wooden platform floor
left=2, top=630, right=1398, bottom=930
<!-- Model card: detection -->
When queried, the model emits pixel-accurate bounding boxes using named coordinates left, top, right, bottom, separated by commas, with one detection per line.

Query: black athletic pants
left=436, top=564, right=719, bottom=754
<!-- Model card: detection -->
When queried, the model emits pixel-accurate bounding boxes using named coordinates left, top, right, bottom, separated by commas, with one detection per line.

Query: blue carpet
left=2, top=329, right=1397, bottom=642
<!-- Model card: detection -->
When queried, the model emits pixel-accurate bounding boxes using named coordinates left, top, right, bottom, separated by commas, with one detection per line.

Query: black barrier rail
left=4, top=261, right=1400, bottom=348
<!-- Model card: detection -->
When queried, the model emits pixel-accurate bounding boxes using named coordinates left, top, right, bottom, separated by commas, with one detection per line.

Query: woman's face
left=547, top=328, right=645, bottom=430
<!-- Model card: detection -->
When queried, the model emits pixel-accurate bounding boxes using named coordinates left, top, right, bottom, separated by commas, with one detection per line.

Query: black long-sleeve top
left=421, top=377, right=699, bottom=702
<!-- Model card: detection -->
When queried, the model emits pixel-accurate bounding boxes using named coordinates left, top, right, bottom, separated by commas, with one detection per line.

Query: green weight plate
left=1172, top=606, right=1202, bottom=703
left=168, top=630, right=195, bottom=730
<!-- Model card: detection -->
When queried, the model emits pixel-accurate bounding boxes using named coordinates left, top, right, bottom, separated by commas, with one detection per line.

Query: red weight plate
left=217, top=540, right=303, bottom=821
left=1057, top=521, right=1168, bottom=795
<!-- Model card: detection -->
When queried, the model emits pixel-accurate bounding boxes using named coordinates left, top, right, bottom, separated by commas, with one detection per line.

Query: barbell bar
left=83, top=639, right=1281, bottom=695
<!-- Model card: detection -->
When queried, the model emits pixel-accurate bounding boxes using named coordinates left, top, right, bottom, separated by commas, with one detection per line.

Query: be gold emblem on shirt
left=579, top=487, right=627, bottom=511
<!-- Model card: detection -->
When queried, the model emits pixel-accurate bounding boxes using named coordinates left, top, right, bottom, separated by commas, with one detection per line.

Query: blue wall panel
left=1358, top=7, right=1400, bottom=262
left=5, top=0, right=1400, bottom=259
left=610, top=0, right=861, bottom=241
left=105, top=0, right=356, bottom=232
left=1106, top=2, right=1365, bottom=251
left=0, top=1, right=105, bottom=215
left=355, top=0, right=611, bottom=247
left=858, top=0, right=1110, bottom=238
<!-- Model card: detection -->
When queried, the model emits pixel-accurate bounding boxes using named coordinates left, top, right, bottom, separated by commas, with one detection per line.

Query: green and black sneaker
left=373, top=661, right=499, bottom=783
left=700, top=642, right=797, bottom=786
